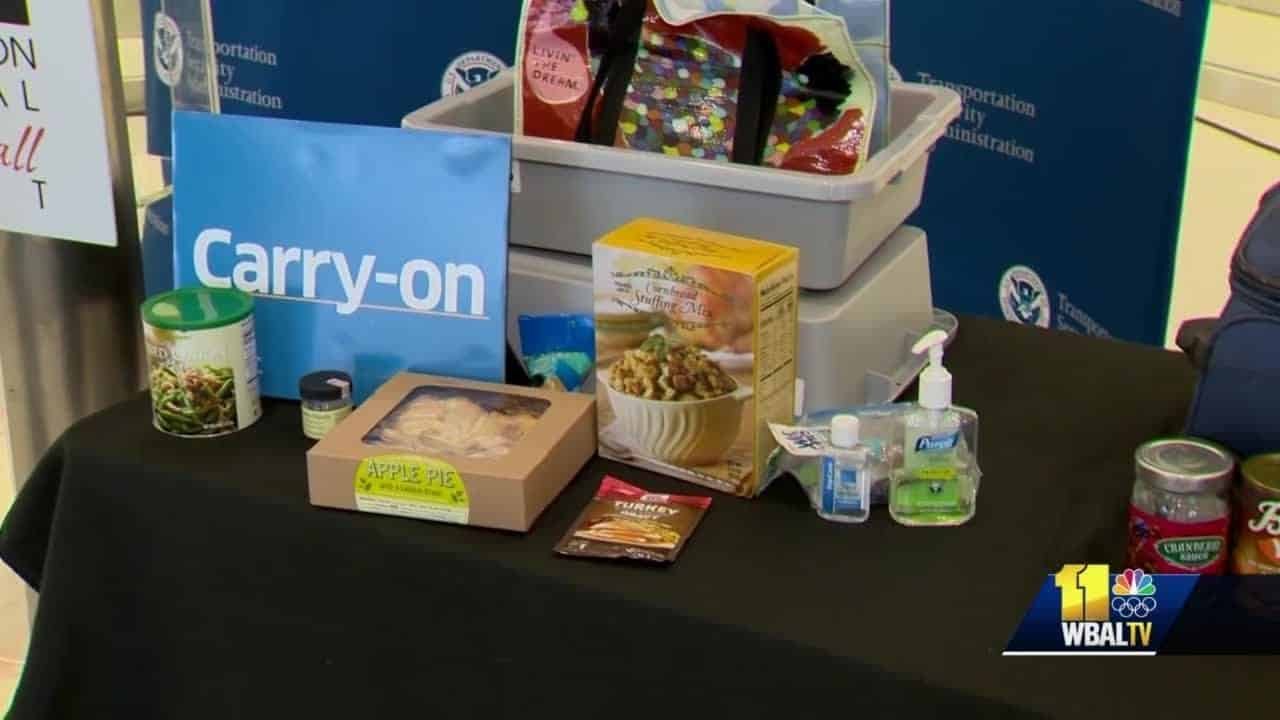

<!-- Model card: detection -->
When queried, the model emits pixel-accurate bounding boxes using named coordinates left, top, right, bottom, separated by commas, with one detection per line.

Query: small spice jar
left=1233, top=454, right=1280, bottom=575
left=1127, top=438, right=1234, bottom=575
left=300, top=371, right=354, bottom=440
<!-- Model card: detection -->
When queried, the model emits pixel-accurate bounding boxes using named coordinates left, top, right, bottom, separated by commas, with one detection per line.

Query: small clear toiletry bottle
left=892, top=331, right=976, bottom=527
left=818, top=415, right=871, bottom=523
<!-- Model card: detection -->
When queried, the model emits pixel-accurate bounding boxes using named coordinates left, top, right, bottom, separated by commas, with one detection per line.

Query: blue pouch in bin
left=518, top=314, right=596, bottom=393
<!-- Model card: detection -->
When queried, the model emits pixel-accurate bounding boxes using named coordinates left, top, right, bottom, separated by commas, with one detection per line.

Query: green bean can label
left=354, top=455, right=470, bottom=525
left=144, top=316, right=262, bottom=438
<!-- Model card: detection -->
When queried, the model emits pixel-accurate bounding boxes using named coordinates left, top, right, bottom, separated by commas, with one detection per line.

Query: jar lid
left=300, top=371, right=353, bottom=403
left=1243, top=454, right=1280, bottom=496
left=1136, top=438, right=1235, bottom=494
left=142, top=287, right=254, bottom=331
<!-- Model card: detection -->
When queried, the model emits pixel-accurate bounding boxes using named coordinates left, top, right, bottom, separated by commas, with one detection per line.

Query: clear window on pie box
left=362, top=386, right=551, bottom=460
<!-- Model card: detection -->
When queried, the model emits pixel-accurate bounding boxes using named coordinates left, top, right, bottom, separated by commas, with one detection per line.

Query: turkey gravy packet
left=556, top=476, right=712, bottom=563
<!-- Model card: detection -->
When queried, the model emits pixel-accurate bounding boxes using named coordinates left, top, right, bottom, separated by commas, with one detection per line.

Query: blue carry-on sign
left=172, top=112, right=513, bottom=403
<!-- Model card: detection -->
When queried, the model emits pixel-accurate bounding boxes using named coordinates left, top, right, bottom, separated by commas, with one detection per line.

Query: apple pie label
left=354, top=454, right=469, bottom=525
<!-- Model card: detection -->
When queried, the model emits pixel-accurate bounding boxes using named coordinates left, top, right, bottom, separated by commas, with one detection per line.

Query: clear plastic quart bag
left=515, top=0, right=877, bottom=175
left=768, top=403, right=982, bottom=508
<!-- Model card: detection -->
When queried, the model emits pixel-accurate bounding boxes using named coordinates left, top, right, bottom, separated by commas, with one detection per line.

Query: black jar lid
left=300, top=371, right=353, bottom=403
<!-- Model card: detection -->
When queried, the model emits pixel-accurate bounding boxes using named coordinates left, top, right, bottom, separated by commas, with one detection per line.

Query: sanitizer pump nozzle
left=911, top=330, right=952, bottom=411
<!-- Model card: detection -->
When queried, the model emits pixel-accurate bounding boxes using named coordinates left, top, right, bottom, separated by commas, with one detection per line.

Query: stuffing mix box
left=591, top=219, right=799, bottom=498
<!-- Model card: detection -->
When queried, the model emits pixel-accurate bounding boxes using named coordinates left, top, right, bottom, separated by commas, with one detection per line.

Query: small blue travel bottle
left=818, top=415, right=871, bottom=523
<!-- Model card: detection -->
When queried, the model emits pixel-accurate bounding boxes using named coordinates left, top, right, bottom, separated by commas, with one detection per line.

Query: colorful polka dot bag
left=617, top=30, right=742, bottom=162
left=517, top=0, right=876, bottom=176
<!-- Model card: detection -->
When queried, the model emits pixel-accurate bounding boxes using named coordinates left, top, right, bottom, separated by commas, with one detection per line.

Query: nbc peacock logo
left=0, top=0, right=30, bottom=26
left=1111, top=569, right=1158, bottom=619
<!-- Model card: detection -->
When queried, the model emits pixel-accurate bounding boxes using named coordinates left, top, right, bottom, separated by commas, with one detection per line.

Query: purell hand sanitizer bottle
left=818, top=415, right=871, bottom=523
left=892, top=330, right=974, bottom=527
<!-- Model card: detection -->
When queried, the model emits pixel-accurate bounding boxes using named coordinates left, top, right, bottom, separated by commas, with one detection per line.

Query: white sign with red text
left=1, top=0, right=117, bottom=246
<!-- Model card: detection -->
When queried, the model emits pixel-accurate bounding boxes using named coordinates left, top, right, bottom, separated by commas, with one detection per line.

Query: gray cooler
left=509, top=225, right=955, bottom=410
left=405, top=71, right=960, bottom=291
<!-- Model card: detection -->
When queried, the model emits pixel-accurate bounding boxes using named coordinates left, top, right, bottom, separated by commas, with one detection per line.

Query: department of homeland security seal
left=999, top=265, right=1051, bottom=328
left=441, top=52, right=506, bottom=97
left=153, top=12, right=183, bottom=88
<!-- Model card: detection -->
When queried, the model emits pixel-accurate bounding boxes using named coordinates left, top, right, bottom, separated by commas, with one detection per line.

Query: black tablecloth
left=1, top=316, right=1272, bottom=719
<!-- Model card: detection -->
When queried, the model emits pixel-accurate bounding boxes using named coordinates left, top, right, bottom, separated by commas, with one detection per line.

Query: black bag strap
left=575, top=0, right=648, bottom=145
left=733, top=26, right=782, bottom=165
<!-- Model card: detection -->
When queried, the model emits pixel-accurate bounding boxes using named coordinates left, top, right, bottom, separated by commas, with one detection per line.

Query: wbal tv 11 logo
left=1005, top=565, right=1197, bottom=656
left=1056, top=566, right=1155, bottom=649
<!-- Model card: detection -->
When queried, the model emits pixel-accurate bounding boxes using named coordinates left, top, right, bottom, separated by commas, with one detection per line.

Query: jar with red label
left=1127, top=438, right=1234, bottom=574
left=1233, top=454, right=1280, bottom=575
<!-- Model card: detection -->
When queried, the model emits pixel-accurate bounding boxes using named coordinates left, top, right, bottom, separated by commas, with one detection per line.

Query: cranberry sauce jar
left=1127, top=438, right=1234, bottom=575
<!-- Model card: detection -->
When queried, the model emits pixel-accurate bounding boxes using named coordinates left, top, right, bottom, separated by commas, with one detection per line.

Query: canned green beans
left=142, top=288, right=262, bottom=438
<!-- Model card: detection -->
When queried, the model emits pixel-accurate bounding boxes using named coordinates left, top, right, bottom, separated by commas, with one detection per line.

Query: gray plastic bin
left=509, top=225, right=955, bottom=409
left=404, top=71, right=961, bottom=291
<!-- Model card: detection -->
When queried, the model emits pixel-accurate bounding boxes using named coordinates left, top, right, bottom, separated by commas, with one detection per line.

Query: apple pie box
left=594, top=219, right=799, bottom=498
left=307, top=373, right=596, bottom=532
